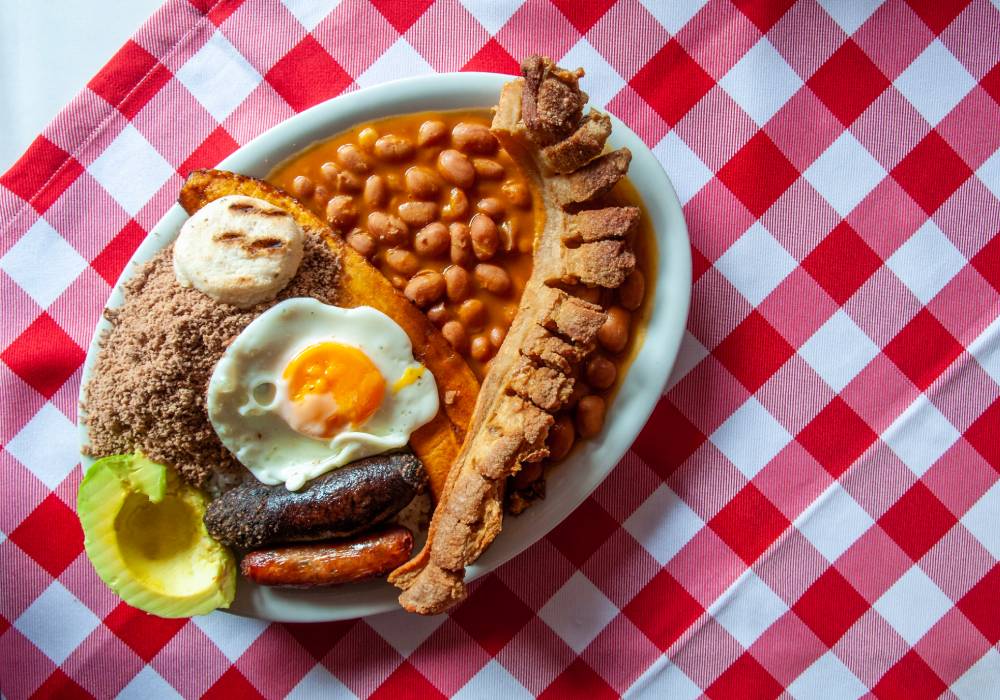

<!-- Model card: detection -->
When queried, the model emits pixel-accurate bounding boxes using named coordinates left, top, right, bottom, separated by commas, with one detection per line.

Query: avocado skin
left=204, top=452, right=426, bottom=549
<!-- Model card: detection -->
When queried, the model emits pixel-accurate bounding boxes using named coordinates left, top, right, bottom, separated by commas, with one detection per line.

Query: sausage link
left=240, top=526, right=415, bottom=587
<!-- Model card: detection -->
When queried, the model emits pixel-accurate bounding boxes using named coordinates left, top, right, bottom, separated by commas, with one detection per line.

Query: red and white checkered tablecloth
left=2, top=0, right=999, bottom=697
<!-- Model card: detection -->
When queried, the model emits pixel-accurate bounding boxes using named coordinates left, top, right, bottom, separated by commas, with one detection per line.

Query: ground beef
left=82, top=235, right=340, bottom=492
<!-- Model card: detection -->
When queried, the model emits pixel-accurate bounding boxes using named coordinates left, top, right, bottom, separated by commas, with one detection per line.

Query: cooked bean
left=404, top=166, right=440, bottom=199
left=502, top=180, right=531, bottom=208
left=357, top=127, right=379, bottom=151
left=404, top=271, right=446, bottom=308
left=449, top=222, right=473, bottom=266
left=456, top=298, right=485, bottom=330
left=367, top=211, right=409, bottom=245
left=427, top=303, right=449, bottom=325
left=444, top=265, right=471, bottom=302
left=292, top=175, right=314, bottom=199
left=619, top=269, right=645, bottom=310
left=597, top=307, right=630, bottom=353
left=576, top=395, right=606, bottom=438
left=442, top=187, right=469, bottom=219
left=470, top=335, right=493, bottom=361
left=586, top=354, right=617, bottom=390
left=547, top=415, right=575, bottom=462
left=474, top=264, right=511, bottom=295
left=346, top=229, right=375, bottom=258
left=442, top=321, right=468, bottom=353
left=337, top=170, right=364, bottom=193
left=364, top=175, right=388, bottom=208
left=384, top=248, right=419, bottom=276
left=326, top=195, right=357, bottom=230
left=337, top=143, right=371, bottom=174
left=513, top=461, right=543, bottom=489
left=476, top=197, right=505, bottom=220
left=470, top=214, right=499, bottom=260
left=374, top=134, right=415, bottom=162
left=398, top=201, right=438, bottom=227
left=320, top=161, right=340, bottom=184
left=472, top=158, right=504, bottom=179
left=437, top=149, right=475, bottom=188
left=567, top=379, right=591, bottom=407
left=488, top=325, right=506, bottom=348
left=502, top=303, right=518, bottom=324
left=313, top=185, right=331, bottom=208
left=390, top=274, right=407, bottom=289
left=452, top=122, right=498, bottom=154
left=411, top=222, right=449, bottom=257
left=418, top=120, right=447, bottom=146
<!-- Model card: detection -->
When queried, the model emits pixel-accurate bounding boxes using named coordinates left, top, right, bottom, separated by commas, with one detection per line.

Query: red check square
left=713, top=311, right=796, bottom=394
left=630, top=40, right=714, bottom=127
left=705, top=653, right=783, bottom=700
left=265, top=36, right=352, bottom=113
left=623, top=570, right=704, bottom=652
left=792, top=569, right=869, bottom=647
left=872, top=650, right=947, bottom=700
left=877, top=481, right=958, bottom=562
left=801, top=222, right=883, bottom=306
left=965, top=398, right=1000, bottom=474
left=808, top=40, right=890, bottom=127
left=0, top=313, right=85, bottom=400
left=717, top=132, right=800, bottom=218
left=883, top=309, right=965, bottom=391
left=796, top=397, right=878, bottom=479
left=957, top=565, right=1000, bottom=644
left=540, top=659, right=617, bottom=700
left=891, top=130, right=973, bottom=215
left=709, top=484, right=791, bottom=565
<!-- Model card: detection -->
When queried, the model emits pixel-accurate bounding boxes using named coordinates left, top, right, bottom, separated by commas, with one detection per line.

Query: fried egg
left=207, top=298, right=439, bottom=490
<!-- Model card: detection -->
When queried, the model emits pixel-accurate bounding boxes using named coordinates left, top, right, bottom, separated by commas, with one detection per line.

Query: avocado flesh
left=78, top=454, right=236, bottom=618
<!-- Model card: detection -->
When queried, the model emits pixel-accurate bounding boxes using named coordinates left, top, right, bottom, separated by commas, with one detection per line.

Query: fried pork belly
left=390, top=56, right=638, bottom=614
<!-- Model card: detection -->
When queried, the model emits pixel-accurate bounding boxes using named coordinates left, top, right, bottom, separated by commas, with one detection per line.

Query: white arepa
left=173, top=195, right=305, bottom=307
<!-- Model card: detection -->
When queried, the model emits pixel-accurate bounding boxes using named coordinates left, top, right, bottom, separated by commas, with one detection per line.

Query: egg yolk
left=282, top=342, right=385, bottom=438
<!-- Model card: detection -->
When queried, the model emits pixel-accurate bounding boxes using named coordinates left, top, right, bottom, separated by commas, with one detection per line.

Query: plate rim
left=77, top=71, right=692, bottom=622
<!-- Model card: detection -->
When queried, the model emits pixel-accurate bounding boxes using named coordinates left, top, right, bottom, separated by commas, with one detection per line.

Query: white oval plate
left=78, top=72, right=691, bottom=622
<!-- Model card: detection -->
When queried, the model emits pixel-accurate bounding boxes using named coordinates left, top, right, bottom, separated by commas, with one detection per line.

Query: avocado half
left=77, top=454, right=236, bottom=617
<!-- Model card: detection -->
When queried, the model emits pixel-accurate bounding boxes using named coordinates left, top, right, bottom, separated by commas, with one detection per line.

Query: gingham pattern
left=1, top=0, right=999, bottom=697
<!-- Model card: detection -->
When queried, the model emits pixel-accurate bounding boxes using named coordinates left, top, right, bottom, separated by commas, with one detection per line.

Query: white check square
left=799, top=310, right=879, bottom=392
left=87, top=124, right=175, bottom=217
left=459, top=0, right=525, bottom=34
left=561, top=38, right=626, bottom=108
left=14, top=580, right=100, bottom=664
left=894, top=39, right=976, bottom=126
left=455, top=660, right=532, bottom=700
left=653, top=132, right=713, bottom=206
left=715, top=222, right=797, bottom=306
left=538, top=572, right=618, bottom=654
left=175, top=31, right=262, bottom=123
left=882, top=394, right=960, bottom=477
left=803, top=132, right=886, bottom=217
left=0, top=218, right=87, bottom=309
left=288, top=664, right=357, bottom=699
left=885, top=220, right=966, bottom=305
left=795, top=482, right=874, bottom=563
left=788, top=651, right=866, bottom=700
left=961, top=482, right=1000, bottom=560
left=873, top=566, right=952, bottom=645
left=6, top=403, right=79, bottom=489
left=720, top=37, right=803, bottom=126
left=710, top=397, right=792, bottom=479
left=355, top=38, right=434, bottom=88
left=624, top=484, right=704, bottom=565
left=713, top=572, right=788, bottom=648
left=192, top=610, right=268, bottom=662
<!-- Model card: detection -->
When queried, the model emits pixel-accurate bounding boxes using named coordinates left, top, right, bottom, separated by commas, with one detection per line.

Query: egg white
left=207, top=298, right=439, bottom=490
